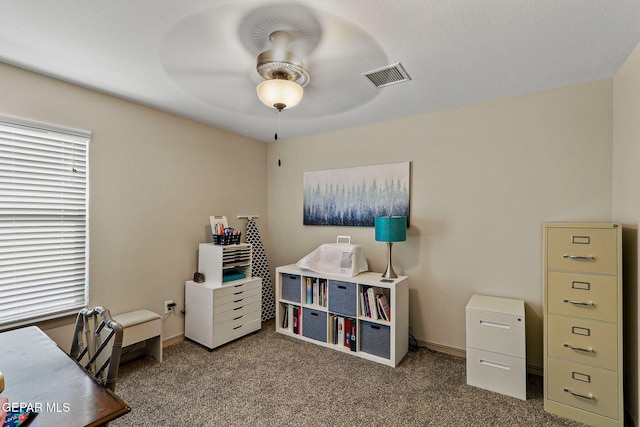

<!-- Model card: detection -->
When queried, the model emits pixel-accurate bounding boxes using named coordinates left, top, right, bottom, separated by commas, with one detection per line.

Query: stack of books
left=304, top=277, right=327, bottom=307
left=327, top=314, right=357, bottom=352
left=360, top=286, right=391, bottom=321
left=281, top=304, right=302, bottom=334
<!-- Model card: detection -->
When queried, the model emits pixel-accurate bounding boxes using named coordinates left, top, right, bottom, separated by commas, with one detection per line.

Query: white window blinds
left=0, top=115, right=90, bottom=329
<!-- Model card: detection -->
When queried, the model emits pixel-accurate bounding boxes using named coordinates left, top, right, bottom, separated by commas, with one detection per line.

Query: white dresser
left=466, top=294, right=526, bottom=400
left=543, top=223, right=623, bottom=427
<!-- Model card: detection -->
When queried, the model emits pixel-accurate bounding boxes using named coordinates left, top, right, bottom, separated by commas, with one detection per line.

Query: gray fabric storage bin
left=328, top=280, right=357, bottom=317
left=281, top=274, right=301, bottom=303
left=302, top=308, right=327, bottom=342
left=360, top=320, right=390, bottom=359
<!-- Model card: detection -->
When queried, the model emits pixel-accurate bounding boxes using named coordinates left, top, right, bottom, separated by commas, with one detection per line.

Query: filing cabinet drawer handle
left=563, top=254, right=594, bottom=261
left=563, top=388, right=594, bottom=400
left=479, top=320, right=510, bottom=330
left=563, top=298, right=594, bottom=307
left=479, top=359, right=511, bottom=371
left=563, top=343, right=594, bottom=353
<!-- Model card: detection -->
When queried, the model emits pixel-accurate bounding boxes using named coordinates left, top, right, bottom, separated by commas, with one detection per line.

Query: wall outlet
left=164, top=300, right=175, bottom=314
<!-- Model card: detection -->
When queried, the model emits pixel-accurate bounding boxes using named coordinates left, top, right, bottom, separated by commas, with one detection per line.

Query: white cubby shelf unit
left=275, top=264, right=409, bottom=367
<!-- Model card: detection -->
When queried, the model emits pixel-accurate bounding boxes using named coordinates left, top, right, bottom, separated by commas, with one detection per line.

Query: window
left=0, top=115, right=90, bottom=329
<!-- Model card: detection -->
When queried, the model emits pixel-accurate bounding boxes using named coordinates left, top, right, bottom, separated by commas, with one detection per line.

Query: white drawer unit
left=465, top=294, right=526, bottom=400
left=543, top=223, right=623, bottom=427
left=185, top=277, right=262, bottom=350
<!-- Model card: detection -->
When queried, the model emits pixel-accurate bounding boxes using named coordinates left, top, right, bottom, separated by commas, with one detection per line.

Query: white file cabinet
left=466, top=294, right=526, bottom=400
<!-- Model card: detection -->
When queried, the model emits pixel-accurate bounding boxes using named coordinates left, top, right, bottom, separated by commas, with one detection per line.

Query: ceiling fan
left=255, top=30, right=310, bottom=111
left=159, top=2, right=387, bottom=120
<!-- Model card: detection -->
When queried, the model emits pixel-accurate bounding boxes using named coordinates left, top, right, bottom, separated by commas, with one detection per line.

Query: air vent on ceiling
left=362, top=63, right=411, bottom=88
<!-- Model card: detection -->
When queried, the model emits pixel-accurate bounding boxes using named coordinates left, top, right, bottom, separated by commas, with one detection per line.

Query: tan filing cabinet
left=543, top=223, right=623, bottom=426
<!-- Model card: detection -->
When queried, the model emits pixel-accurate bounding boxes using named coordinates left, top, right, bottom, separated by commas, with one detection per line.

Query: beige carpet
left=111, top=320, right=587, bottom=426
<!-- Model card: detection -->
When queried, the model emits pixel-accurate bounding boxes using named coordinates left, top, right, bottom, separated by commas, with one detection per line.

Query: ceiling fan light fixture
left=256, top=78, right=304, bottom=111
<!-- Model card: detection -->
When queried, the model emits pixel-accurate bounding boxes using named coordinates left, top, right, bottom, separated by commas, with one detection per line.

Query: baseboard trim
left=163, top=334, right=184, bottom=348
left=417, top=338, right=466, bottom=359
left=416, top=338, right=543, bottom=376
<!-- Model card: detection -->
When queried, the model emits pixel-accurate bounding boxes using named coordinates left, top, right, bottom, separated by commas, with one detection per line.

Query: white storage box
left=466, top=294, right=526, bottom=400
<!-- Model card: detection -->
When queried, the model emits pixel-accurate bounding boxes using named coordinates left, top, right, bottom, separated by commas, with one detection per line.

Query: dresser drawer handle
left=233, top=291, right=244, bottom=295
left=563, top=299, right=594, bottom=307
left=233, top=299, right=244, bottom=303
left=563, top=343, right=594, bottom=353
left=233, top=315, right=244, bottom=321
left=564, top=388, right=594, bottom=400
left=563, top=254, right=594, bottom=261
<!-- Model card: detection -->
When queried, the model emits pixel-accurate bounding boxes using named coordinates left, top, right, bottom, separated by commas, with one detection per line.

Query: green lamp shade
left=375, top=216, right=407, bottom=242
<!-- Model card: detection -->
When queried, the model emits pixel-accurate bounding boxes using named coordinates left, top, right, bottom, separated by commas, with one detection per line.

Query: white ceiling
left=1, top=1, right=639, bottom=142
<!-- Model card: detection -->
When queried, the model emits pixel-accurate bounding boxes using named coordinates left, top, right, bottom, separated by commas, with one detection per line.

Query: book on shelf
left=345, top=318, right=352, bottom=349
left=377, top=294, right=391, bottom=321
left=312, top=279, right=319, bottom=305
left=350, top=320, right=357, bottom=352
left=337, top=316, right=345, bottom=346
left=287, top=304, right=294, bottom=332
left=328, top=314, right=334, bottom=344
left=321, top=279, right=327, bottom=307
left=362, top=287, right=372, bottom=318
left=282, top=304, right=289, bottom=329
left=291, top=306, right=302, bottom=335
left=367, top=287, right=383, bottom=320
left=306, top=278, right=312, bottom=304
left=292, top=307, right=298, bottom=334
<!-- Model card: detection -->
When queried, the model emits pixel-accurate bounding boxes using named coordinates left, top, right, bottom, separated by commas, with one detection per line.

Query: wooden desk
left=0, top=326, right=130, bottom=426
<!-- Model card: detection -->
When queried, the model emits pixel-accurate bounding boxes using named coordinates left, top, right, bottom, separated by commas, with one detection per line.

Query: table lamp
left=375, top=216, right=407, bottom=279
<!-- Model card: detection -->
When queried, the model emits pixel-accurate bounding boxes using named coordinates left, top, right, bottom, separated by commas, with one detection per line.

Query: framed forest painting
left=303, top=162, right=410, bottom=226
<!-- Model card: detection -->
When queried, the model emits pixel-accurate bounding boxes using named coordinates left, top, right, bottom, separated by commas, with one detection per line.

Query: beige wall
left=613, top=41, right=640, bottom=427
left=2, top=44, right=636, bottom=411
left=0, top=62, right=268, bottom=346
left=267, top=79, right=614, bottom=369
